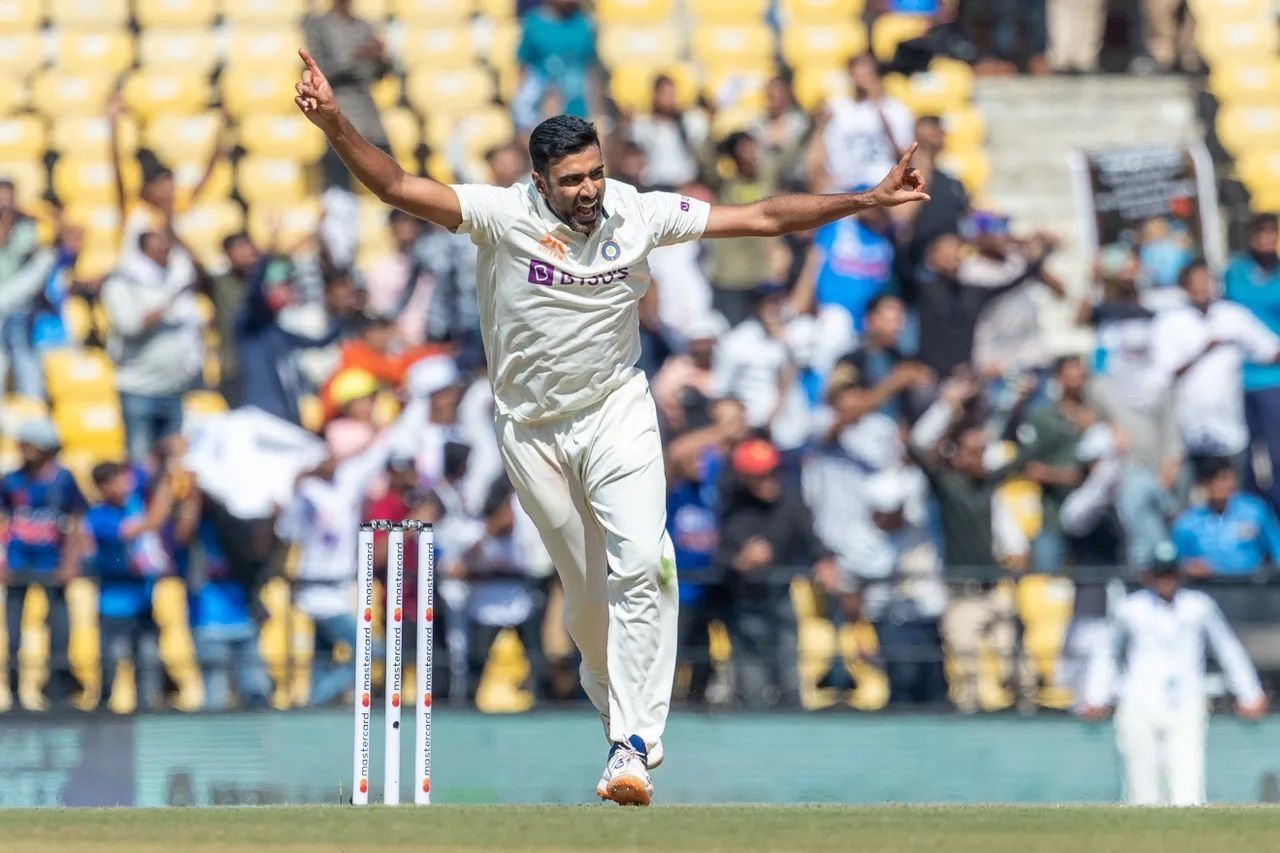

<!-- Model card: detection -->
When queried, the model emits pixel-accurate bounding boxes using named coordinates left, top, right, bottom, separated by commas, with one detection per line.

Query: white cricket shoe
left=595, top=735, right=653, bottom=806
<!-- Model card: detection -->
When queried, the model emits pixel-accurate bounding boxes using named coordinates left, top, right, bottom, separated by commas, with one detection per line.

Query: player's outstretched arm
left=704, top=143, right=931, bottom=239
left=294, top=48, right=462, bottom=230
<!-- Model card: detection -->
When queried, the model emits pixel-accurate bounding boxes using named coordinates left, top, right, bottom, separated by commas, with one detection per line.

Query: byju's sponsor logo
left=527, top=259, right=630, bottom=288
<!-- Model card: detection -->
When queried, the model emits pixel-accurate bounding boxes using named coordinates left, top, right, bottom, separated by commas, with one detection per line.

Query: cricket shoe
left=595, top=735, right=653, bottom=806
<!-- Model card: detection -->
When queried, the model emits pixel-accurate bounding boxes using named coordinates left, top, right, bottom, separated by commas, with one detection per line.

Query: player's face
left=535, top=145, right=607, bottom=235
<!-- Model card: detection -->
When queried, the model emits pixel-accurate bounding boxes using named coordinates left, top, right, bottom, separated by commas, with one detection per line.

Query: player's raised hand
left=867, top=142, right=931, bottom=208
left=295, top=48, right=339, bottom=131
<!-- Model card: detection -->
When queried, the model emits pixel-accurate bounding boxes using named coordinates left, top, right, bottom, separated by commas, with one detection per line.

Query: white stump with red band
left=383, top=526, right=405, bottom=804
left=351, top=524, right=375, bottom=805
left=413, top=522, right=435, bottom=805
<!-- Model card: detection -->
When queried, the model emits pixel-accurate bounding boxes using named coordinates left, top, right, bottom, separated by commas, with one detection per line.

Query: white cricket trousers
left=495, top=372, right=678, bottom=757
left=1114, top=701, right=1207, bottom=806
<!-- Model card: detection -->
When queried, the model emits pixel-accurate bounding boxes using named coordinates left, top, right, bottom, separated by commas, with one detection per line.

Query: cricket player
left=294, top=48, right=929, bottom=806
left=1079, top=544, right=1268, bottom=806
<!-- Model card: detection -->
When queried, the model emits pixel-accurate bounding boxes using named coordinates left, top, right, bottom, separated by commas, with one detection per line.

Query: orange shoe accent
left=604, top=775, right=651, bottom=807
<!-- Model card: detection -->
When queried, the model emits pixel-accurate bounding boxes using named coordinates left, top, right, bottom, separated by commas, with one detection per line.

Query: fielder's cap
left=685, top=312, right=729, bottom=342
left=329, top=367, right=380, bottom=408
left=732, top=438, right=780, bottom=477
left=407, top=354, right=460, bottom=400
left=16, top=416, right=60, bottom=451
left=1149, top=540, right=1181, bottom=575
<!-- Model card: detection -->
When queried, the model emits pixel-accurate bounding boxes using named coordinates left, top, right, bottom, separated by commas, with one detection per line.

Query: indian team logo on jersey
left=601, top=239, right=621, bottom=262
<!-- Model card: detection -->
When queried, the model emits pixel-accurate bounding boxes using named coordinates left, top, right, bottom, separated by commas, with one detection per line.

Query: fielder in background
left=293, top=46, right=929, bottom=806
left=1079, top=542, right=1268, bottom=806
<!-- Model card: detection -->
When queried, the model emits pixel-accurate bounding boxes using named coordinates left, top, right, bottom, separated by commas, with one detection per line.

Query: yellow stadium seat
left=793, top=65, right=850, bottom=111
left=137, top=29, right=220, bottom=73
left=691, top=24, right=776, bottom=69
left=1209, top=60, right=1280, bottom=106
left=0, top=117, right=44, bottom=163
left=1188, top=0, right=1270, bottom=21
left=484, top=20, right=520, bottom=71
left=49, top=116, right=139, bottom=160
left=43, top=349, right=117, bottom=403
left=226, top=29, right=303, bottom=70
left=136, top=0, right=217, bottom=27
left=710, top=103, right=764, bottom=139
left=0, top=76, right=28, bottom=116
left=370, top=74, right=400, bottom=111
left=474, top=0, right=514, bottom=19
left=53, top=157, right=134, bottom=207
left=884, top=68, right=973, bottom=117
left=183, top=390, right=229, bottom=419
left=175, top=155, right=233, bottom=208
left=397, top=26, right=478, bottom=71
left=941, top=105, right=985, bottom=152
left=938, top=148, right=990, bottom=196
left=53, top=31, right=134, bottom=75
left=143, top=113, right=222, bottom=167
left=0, top=0, right=40, bottom=28
left=357, top=195, right=395, bottom=256
left=610, top=63, right=698, bottom=113
left=704, top=66, right=772, bottom=113
left=0, top=161, right=46, bottom=207
left=352, top=0, right=388, bottom=19
left=596, top=26, right=683, bottom=71
left=239, top=114, right=328, bottom=161
left=246, top=200, right=321, bottom=248
left=1237, top=149, right=1280, bottom=194
left=49, top=0, right=128, bottom=29
left=176, top=199, right=244, bottom=265
left=236, top=156, right=308, bottom=205
left=381, top=107, right=422, bottom=161
left=53, top=400, right=126, bottom=460
left=782, top=23, right=868, bottom=70
left=63, top=202, right=122, bottom=248
left=1197, top=19, right=1279, bottom=65
left=0, top=33, right=44, bottom=76
left=453, top=108, right=515, bottom=160
left=1217, top=105, right=1280, bottom=158
left=72, top=246, right=118, bottom=282
left=390, top=0, right=473, bottom=25
left=30, top=71, right=114, bottom=119
left=405, top=66, right=496, bottom=119
left=122, top=70, right=211, bottom=119
left=0, top=395, right=48, bottom=444
left=780, top=0, right=863, bottom=22
left=222, top=0, right=305, bottom=26
left=595, top=0, right=675, bottom=24
left=871, top=13, right=931, bottom=62
left=687, top=0, right=769, bottom=22
left=220, top=68, right=298, bottom=118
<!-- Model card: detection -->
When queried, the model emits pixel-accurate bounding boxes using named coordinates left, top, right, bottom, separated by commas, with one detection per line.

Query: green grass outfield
left=2, top=805, right=1279, bottom=852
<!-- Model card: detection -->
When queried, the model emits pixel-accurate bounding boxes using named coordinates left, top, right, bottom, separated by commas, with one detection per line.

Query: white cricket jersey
left=1082, top=588, right=1263, bottom=715
left=450, top=179, right=710, bottom=423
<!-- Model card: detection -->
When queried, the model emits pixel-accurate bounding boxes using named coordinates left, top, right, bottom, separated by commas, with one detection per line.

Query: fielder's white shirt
left=821, top=95, right=914, bottom=190
left=1083, top=588, right=1263, bottom=716
left=451, top=179, right=711, bottom=423
left=1153, top=301, right=1280, bottom=456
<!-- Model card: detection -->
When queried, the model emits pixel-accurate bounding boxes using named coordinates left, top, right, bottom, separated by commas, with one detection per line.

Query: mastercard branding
left=423, top=693, right=432, bottom=708
left=361, top=692, right=370, bottom=708
left=393, top=607, right=402, bottom=622
left=391, top=693, right=400, bottom=708
left=425, top=606, right=434, bottom=622
left=363, top=607, right=372, bottom=622
left=422, top=778, right=431, bottom=793
left=359, top=779, right=368, bottom=794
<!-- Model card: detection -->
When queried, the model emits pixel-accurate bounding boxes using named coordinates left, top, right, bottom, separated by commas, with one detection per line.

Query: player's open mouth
left=576, top=202, right=598, bottom=221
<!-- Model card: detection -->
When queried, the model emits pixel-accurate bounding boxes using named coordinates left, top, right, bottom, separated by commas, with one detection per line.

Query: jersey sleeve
left=637, top=191, right=711, bottom=248
left=449, top=184, right=522, bottom=247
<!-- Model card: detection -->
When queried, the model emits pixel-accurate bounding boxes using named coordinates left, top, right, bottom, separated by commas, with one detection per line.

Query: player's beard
left=551, top=191, right=604, bottom=235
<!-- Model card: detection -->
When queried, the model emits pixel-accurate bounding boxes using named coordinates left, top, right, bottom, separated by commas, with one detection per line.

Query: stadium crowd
left=1, top=0, right=1277, bottom=716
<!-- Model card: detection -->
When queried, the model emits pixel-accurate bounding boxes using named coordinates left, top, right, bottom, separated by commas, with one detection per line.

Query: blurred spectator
left=87, top=461, right=173, bottom=711
left=1137, top=218, right=1194, bottom=290
left=791, top=190, right=894, bottom=335
left=649, top=227, right=714, bottom=346
left=832, top=295, right=934, bottom=422
left=1, top=418, right=88, bottom=709
left=424, top=204, right=486, bottom=362
left=1058, top=423, right=1128, bottom=566
left=906, top=232, right=1050, bottom=380
left=364, top=211, right=432, bottom=348
left=706, top=131, right=778, bottom=326
left=628, top=76, right=709, bottom=191
left=1225, top=214, right=1280, bottom=513
left=320, top=313, right=439, bottom=421
left=749, top=78, right=810, bottom=187
left=1153, top=260, right=1280, bottom=477
left=1047, top=0, right=1105, bottom=73
left=1, top=218, right=81, bottom=399
left=716, top=439, right=836, bottom=708
left=515, top=0, right=598, bottom=130
left=1138, top=0, right=1198, bottom=73
left=207, top=233, right=261, bottom=407
left=711, top=286, right=811, bottom=459
left=895, top=116, right=970, bottom=282
left=985, top=0, right=1048, bottom=75
left=812, top=55, right=913, bottom=193
left=102, top=230, right=203, bottom=461
left=323, top=367, right=380, bottom=458
left=235, top=258, right=349, bottom=425
left=303, top=0, right=390, bottom=190
left=1172, top=460, right=1280, bottom=578
left=652, top=313, right=725, bottom=434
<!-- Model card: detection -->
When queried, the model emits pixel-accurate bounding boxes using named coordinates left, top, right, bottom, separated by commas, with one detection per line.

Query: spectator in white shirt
left=1079, top=544, right=1268, bottom=806
left=627, top=75, right=709, bottom=191
left=810, top=54, right=914, bottom=193
left=1153, top=260, right=1280, bottom=478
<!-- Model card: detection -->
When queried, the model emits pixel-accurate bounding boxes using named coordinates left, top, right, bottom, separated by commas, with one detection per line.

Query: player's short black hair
left=864, top=292, right=901, bottom=317
left=92, top=461, right=127, bottom=487
left=1177, top=257, right=1209, bottom=289
left=528, top=115, right=599, bottom=177
left=1247, top=213, right=1278, bottom=234
left=222, top=231, right=251, bottom=255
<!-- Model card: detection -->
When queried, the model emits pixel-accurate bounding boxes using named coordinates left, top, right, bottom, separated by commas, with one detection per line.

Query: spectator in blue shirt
left=1172, top=460, right=1280, bottom=577
left=1225, top=214, right=1280, bottom=513
left=1, top=417, right=88, bottom=707
left=88, top=461, right=172, bottom=711
left=514, top=0, right=598, bottom=131
left=792, top=191, right=894, bottom=336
